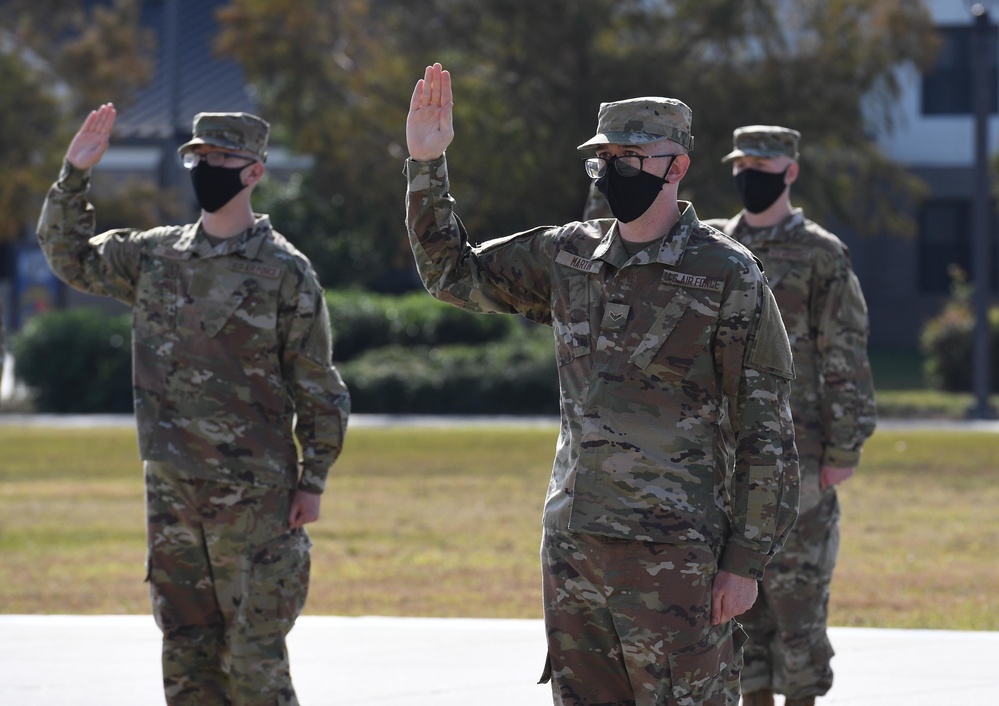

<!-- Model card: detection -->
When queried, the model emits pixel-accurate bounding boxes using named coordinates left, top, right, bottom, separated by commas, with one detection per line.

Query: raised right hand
left=406, top=63, right=454, bottom=162
left=66, top=103, right=117, bottom=170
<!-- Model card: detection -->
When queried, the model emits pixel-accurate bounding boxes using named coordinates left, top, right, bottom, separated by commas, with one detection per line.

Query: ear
left=244, top=161, right=265, bottom=187
left=668, top=153, right=691, bottom=184
left=785, top=160, right=800, bottom=186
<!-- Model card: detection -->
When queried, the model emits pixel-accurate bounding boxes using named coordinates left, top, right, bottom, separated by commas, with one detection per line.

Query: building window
left=922, top=25, right=999, bottom=115
left=918, top=199, right=998, bottom=293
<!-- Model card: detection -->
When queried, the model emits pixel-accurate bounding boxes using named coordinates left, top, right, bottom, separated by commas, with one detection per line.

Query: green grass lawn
left=1, top=424, right=996, bottom=630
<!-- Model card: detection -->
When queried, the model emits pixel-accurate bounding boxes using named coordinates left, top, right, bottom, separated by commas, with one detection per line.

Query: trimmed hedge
left=339, top=327, right=560, bottom=415
left=12, top=308, right=133, bottom=413
left=11, top=290, right=558, bottom=415
left=327, top=289, right=520, bottom=362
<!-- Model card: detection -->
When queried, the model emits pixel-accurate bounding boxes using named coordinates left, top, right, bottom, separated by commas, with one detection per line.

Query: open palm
left=406, top=63, right=454, bottom=162
left=66, top=103, right=117, bottom=171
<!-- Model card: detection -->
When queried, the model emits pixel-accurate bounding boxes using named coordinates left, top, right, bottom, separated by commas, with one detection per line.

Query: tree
left=216, top=0, right=939, bottom=288
left=0, top=0, right=154, bottom=242
left=217, top=0, right=420, bottom=289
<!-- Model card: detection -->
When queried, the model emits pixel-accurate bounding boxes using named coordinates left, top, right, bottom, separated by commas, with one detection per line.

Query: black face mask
left=734, top=168, right=788, bottom=214
left=595, top=156, right=676, bottom=223
left=190, top=162, right=248, bottom=213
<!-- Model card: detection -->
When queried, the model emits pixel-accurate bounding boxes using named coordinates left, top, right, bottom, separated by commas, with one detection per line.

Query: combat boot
left=784, top=699, right=816, bottom=706
left=741, top=690, right=774, bottom=706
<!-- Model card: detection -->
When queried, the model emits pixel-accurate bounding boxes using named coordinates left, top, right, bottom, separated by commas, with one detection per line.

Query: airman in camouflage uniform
left=406, top=63, right=799, bottom=706
left=704, top=126, right=877, bottom=706
left=37, top=105, right=350, bottom=706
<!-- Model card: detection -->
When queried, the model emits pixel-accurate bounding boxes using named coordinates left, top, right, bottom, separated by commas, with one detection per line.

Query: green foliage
left=0, top=50, right=61, bottom=241
left=327, top=289, right=522, bottom=361
left=0, top=0, right=153, bottom=242
left=920, top=267, right=999, bottom=392
left=213, top=0, right=938, bottom=286
left=339, top=329, right=559, bottom=414
left=255, top=172, right=417, bottom=291
left=12, top=308, right=133, bottom=413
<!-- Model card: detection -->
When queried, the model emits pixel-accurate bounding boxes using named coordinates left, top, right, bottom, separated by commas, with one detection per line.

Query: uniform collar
left=733, top=208, right=805, bottom=247
left=171, top=214, right=273, bottom=259
left=592, top=200, right=700, bottom=268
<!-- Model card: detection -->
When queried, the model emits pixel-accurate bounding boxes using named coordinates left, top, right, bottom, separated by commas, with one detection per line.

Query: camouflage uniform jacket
left=706, top=210, right=876, bottom=512
left=37, top=162, right=350, bottom=494
left=407, top=156, right=799, bottom=579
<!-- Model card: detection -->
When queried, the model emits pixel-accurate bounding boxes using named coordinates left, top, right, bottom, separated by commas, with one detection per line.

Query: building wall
left=863, top=0, right=999, bottom=349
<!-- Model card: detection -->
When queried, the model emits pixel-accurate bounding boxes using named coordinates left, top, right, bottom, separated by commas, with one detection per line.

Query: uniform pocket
left=186, top=276, right=279, bottom=343
left=631, top=287, right=718, bottom=384
left=133, top=262, right=180, bottom=338
left=667, top=622, right=745, bottom=703
left=243, top=529, right=313, bottom=636
left=553, top=275, right=592, bottom=366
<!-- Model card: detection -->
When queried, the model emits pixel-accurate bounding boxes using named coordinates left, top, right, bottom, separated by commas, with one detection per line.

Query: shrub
left=340, top=325, right=560, bottom=414
left=327, top=289, right=521, bottom=361
left=12, top=308, right=133, bottom=413
left=920, top=267, right=999, bottom=392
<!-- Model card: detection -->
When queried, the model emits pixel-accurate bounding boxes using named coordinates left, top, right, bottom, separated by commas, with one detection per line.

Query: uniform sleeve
left=405, top=156, right=554, bottom=324
left=36, top=161, right=144, bottom=305
left=280, top=271, right=351, bottom=494
left=716, top=273, right=800, bottom=579
left=812, top=250, right=877, bottom=466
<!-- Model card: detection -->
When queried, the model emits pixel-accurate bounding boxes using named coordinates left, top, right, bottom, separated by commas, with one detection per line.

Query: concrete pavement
left=2, top=615, right=998, bottom=705
left=1, top=615, right=998, bottom=705
left=3, top=412, right=999, bottom=431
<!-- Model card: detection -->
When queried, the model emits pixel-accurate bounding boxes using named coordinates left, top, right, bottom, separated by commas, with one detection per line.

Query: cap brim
left=177, top=137, right=245, bottom=154
left=721, top=148, right=787, bottom=163
left=577, top=131, right=667, bottom=151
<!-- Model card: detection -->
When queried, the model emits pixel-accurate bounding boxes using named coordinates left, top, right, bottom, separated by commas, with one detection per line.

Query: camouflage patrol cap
left=178, top=112, right=270, bottom=162
left=721, top=125, right=800, bottom=162
left=577, top=97, right=694, bottom=151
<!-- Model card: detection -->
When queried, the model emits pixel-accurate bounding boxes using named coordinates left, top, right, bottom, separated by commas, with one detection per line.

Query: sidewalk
left=3, top=412, right=999, bottom=432
left=1, top=615, right=997, bottom=705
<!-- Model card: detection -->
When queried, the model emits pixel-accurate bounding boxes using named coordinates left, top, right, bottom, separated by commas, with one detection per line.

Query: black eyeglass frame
left=583, top=153, right=678, bottom=179
left=181, top=151, right=259, bottom=170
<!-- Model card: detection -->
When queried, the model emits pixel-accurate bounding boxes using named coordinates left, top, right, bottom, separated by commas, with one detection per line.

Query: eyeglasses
left=583, top=154, right=677, bottom=179
left=182, top=151, right=258, bottom=170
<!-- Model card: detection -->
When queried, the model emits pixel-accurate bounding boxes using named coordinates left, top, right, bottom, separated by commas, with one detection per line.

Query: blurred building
left=857, top=0, right=999, bottom=348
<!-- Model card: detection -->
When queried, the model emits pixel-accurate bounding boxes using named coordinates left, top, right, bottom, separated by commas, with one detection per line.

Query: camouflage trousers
left=540, top=528, right=747, bottom=706
left=740, top=491, right=840, bottom=701
left=144, top=461, right=312, bottom=706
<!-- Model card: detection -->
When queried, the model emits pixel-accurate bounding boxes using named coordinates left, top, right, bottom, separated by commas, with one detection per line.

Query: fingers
left=410, top=78, right=425, bottom=112
left=413, top=63, right=450, bottom=110
left=430, top=63, right=442, bottom=106
left=439, top=66, right=452, bottom=108
left=422, top=64, right=435, bottom=106
left=80, top=103, right=116, bottom=138
left=710, top=589, right=723, bottom=625
left=92, top=103, right=117, bottom=136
